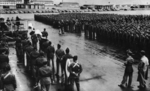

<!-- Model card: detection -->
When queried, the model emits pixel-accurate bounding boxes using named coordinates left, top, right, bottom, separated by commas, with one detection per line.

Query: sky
left=53, top=0, right=150, bottom=5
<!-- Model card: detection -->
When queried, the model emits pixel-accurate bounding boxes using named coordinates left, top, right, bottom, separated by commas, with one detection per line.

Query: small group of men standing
left=119, top=50, right=149, bottom=89
left=15, top=25, right=83, bottom=91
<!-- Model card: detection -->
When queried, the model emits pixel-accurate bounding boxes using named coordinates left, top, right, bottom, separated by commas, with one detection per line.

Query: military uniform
left=42, top=29, right=48, bottom=39
left=1, top=72, right=17, bottom=91
left=39, top=38, right=49, bottom=52
left=55, top=47, right=65, bottom=82
left=46, top=44, right=55, bottom=81
left=69, top=61, right=82, bottom=91
left=25, top=44, right=34, bottom=71
left=16, top=16, right=20, bottom=31
left=31, top=34, right=38, bottom=49
left=38, top=65, right=52, bottom=91
left=30, top=49, right=40, bottom=85
left=0, top=53, right=9, bottom=73
left=62, top=53, right=73, bottom=84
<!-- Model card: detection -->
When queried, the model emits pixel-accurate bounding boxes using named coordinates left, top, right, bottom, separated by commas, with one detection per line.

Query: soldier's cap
left=57, top=44, right=61, bottom=47
left=73, top=55, right=78, bottom=61
left=66, top=48, right=70, bottom=52
left=140, top=50, right=145, bottom=55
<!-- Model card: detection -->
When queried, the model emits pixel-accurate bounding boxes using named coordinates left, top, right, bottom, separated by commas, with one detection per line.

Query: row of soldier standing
left=0, top=16, right=22, bottom=91
left=35, top=14, right=150, bottom=60
left=0, top=16, right=21, bottom=32
left=15, top=26, right=82, bottom=91
left=0, top=41, right=17, bottom=91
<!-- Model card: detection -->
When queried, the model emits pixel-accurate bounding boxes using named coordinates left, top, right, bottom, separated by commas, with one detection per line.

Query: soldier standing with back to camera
left=37, top=59, right=52, bottom=91
left=31, top=32, right=38, bottom=50
left=61, top=48, right=73, bottom=85
left=69, top=56, right=82, bottom=91
left=46, top=41, right=55, bottom=83
left=55, top=44, right=65, bottom=83
left=42, top=28, right=48, bottom=39
left=30, top=47, right=40, bottom=86
left=137, top=50, right=149, bottom=89
left=119, top=50, right=134, bottom=88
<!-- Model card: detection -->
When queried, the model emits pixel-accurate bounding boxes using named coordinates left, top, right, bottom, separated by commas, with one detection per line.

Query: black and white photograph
left=0, top=0, right=150, bottom=91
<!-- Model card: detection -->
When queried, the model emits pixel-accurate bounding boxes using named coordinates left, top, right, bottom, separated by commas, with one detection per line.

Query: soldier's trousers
left=121, top=72, right=133, bottom=87
left=32, top=42, right=37, bottom=49
left=47, top=57, right=55, bottom=81
left=32, top=66, right=38, bottom=85
left=61, top=62, right=67, bottom=84
left=41, top=84, right=50, bottom=91
left=56, top=58, right=62, bottom=82
left=70, top=77, right=80, bottom=91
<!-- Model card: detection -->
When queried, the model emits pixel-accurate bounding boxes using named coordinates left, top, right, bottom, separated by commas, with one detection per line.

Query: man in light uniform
left=137, top=50, right=149, bottom=89
left=28, top=23, right=34, bottom=38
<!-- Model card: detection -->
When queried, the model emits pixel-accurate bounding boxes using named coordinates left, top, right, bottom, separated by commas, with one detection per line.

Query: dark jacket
left=39, top=65, right=52, bottom=77
left=31, top=34, right=38, bottom=43
left=35, top=56, right=47, bottom=68
left=46, top=45, right=55, bottom=59
left=1, top=72, right=17, bottom=91
left=124, top=56, right=134, bottom=73
left=38, top=65, right=51, bottom=85
left=39, top=39, right=48, bottom=52
left=30, top=50, right=40, bottom=65
left=56, top=48, right=65, bottom=60
left=0, top=54, right=9, bottom=70
left=62, top=54, right=73, bottom=67
left=69, top=62, right=82, bottom=78
left=25, top=45, right=34, bottom=55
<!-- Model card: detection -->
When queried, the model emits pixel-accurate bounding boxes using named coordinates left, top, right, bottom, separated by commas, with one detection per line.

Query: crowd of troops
left=0, top=16, right=21, bottom=32
left=0, top=16, right=22, bottom=91
left=15, top=27, right=82, bottom=91
left=35, top=13, right=150, bottom=59
left=0, top=40, right=17, bottom=91
left=0, top=16, right=82, bottom=91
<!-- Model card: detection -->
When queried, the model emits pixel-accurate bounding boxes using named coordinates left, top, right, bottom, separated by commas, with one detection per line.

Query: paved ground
left=6, top=19, right=150, bottom=91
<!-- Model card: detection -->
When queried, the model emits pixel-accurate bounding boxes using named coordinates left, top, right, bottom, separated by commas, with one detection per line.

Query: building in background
left=17, top=0, right=54, bottom=9
left=0, top=0, right=24, bottom=9
left=58, top=2, right=80, bottom=9
left=81, top=4, right=95, bottom=9
left=30, top=0, right=54, bottom=9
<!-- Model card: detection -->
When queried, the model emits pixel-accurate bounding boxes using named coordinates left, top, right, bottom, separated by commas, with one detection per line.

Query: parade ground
left=2, top=10, right=150, bottom=91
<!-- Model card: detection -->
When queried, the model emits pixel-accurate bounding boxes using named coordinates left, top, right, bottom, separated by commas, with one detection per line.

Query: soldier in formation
left=0, top=39, right=17, bottom=91
left=35, top=14, right=150, bottom=60
left=13, top=26, right=82, bottom=91
left=55, top=44, right=65, bottom=83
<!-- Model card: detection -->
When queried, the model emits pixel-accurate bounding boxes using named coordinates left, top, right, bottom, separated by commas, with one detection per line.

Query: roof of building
left=0, top=0, right=22, bottom=2
left=31, top=0, right=53, bottom=2
left=59, top=2, right=79, bottom=4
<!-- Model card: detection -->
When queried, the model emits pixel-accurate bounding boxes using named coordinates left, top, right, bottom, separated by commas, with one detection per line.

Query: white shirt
left=141, top=55, right=149, bottom=72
